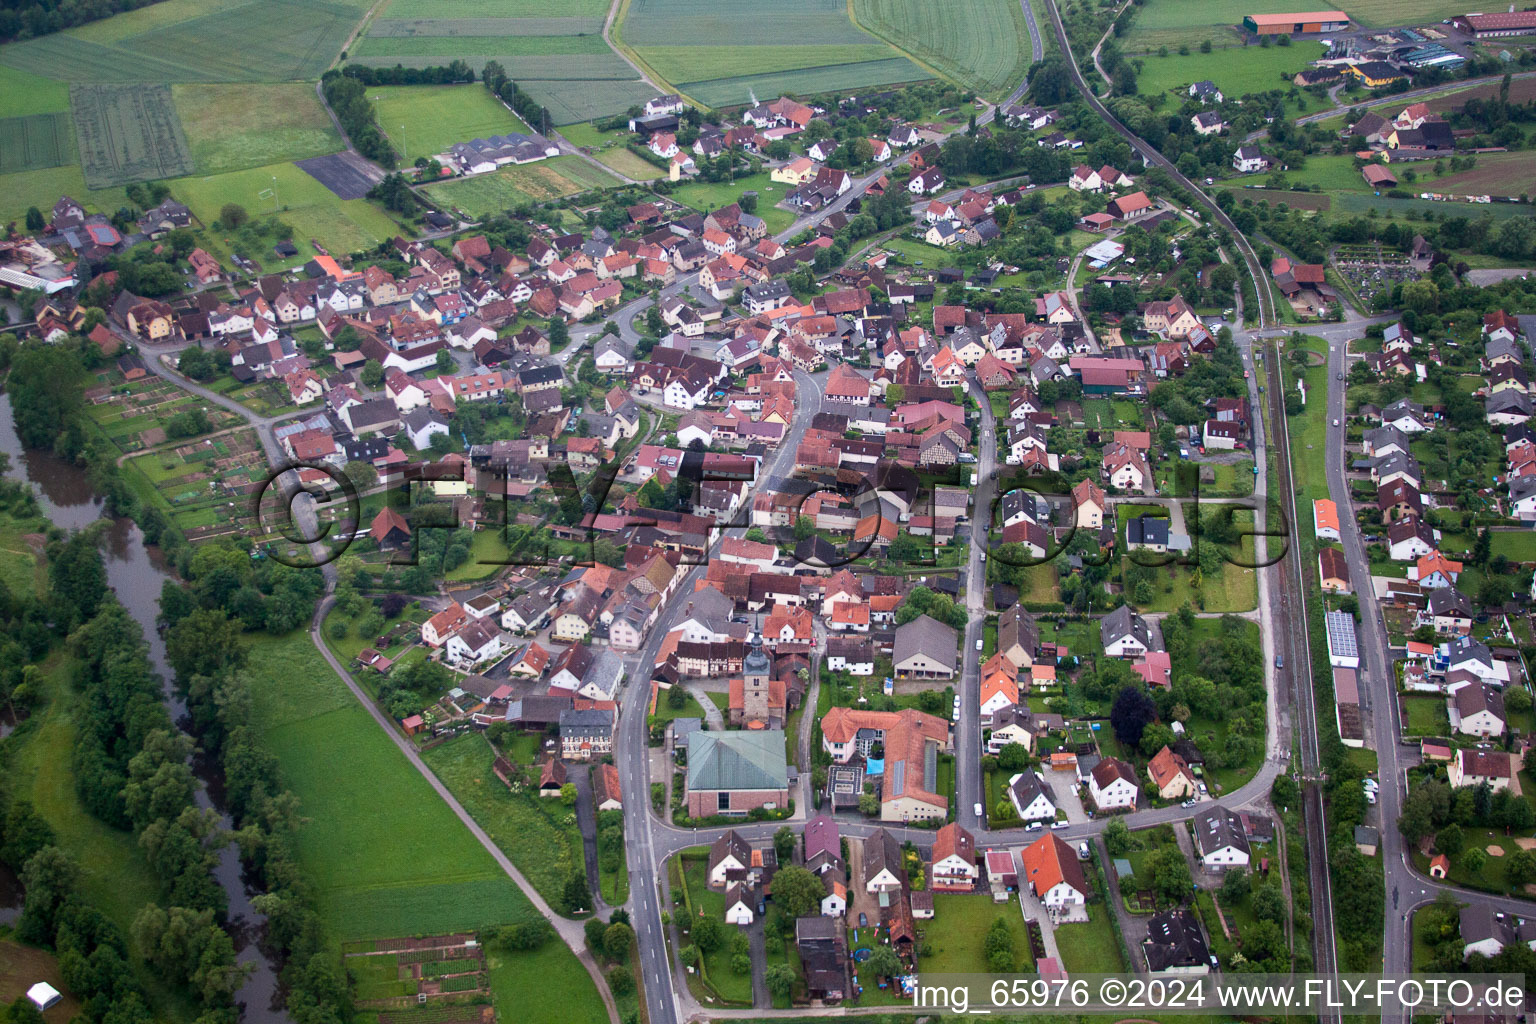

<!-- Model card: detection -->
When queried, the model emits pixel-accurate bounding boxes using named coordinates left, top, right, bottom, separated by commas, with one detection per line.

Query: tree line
left=0, top=537, right=248, bottom=1023
left=0, top=0, right=165, bottom=43
left=322, top=71, right=398, bottom=169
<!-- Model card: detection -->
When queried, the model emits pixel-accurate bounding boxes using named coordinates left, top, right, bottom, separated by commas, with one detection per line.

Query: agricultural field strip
left=0, top=113, right=74, bottom=173
left=682, top=60, right=929, bottom=107
left=368, top=17, right=604, bottom=36
left=0, top=0, right=361, bottom=83
left=70, top=83, right=194, bottom=189
left=851, top=0, right=1029, bottom=98
left=355, top=35, right=611, bottom=58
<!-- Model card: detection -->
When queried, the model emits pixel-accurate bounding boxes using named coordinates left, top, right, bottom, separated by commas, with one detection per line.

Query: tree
left=435, top=347, right=455, bottom=373
left=360, top=359, right=385, bottom=389
left=219, top=203, right=248, bottom=229
left=1435, top=823, right=1464, bottom=856
left=1219, top=867, right=1248, bottom=905
left=1251, top=884, right=1285, bottom=924
left=25, top=207, right=44, bottom=231
left=691, top=914, right=723, bottom=953
left=1463, top=847, right=1487, bottom=875
left=1144, top=845, right=1192, bottom=904
left=1103, top=819, right=1131, bottom=856
left=793, top=516, right=815, bottom=541
left=563, top=871, right=592, bottom=914
left=18, top=845, right=77, bottom=945
left=607, top=966, right=634, bottom=994
left=603, top=922, right=634, bottom=959
left=769, top=865, right=824, bottom=918
left=343, top=460, right=378, bottom=493
left=766, top=962, right=796, bottom=999
left=773, top=826, right=796, bottom=864
left=679, top=944, right=700, bottom=968
left=858, top=792, right=880, bottom=816
left=1504, top=686, right=1532, bottom=717
left=548, top=316, right=570, bottom=349
left=1110, top=684, right=1158, bottom=748
left=866, top=945, right=903, bottom=981
left=997, top=742, right=1030, bottom=772
left=560, top=782, right=578, bottom=805
left=983, top=917, right=1015, bottom=972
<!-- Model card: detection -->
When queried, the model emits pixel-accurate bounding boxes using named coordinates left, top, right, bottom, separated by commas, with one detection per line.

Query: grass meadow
left=853, top=0, right=1031, bottom=98
left=622, top=0, right=928, bottom=106
left=369, top=84, right=531, bottom=159
left=1132, top=42, right=1324, bottom=100
left=246, top=631, right=536, bottom=940
left=0, top=64, right=69, bottom=115
left=421, top=732, right=586, bottom=911
left=173, top=84, right=340, bottom=175
left=485, top=939, right=612, bottom=1024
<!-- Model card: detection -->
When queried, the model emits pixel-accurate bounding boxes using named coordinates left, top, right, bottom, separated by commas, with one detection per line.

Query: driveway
left=1097, top=836, right=1148, bottom=972
left=1044, top=771, right=1090, bottom=824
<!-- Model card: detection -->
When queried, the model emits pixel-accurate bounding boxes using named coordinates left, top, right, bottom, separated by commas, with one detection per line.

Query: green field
left=680, top=59, right=929, bottom=108
left=380, top=0, right=612, bottom=17
left=354, top=0, right=652, bottom=125
left=853, top=0, right=1030, bottom=98
left=666, top=169, right=795, bottom=233
left=1053, top=907, right=1126, bottom=973
left=1133, top=42, right=1324, bottom=100
left=421, top=732, right=586, bottom=911
left=423, top=155, right=621, bottom=217
left=173, top=83, right=340, bottom=174
left=923, top=894, right=1036, bottom=973
left=71, top=83, right=195, bottom=188
left=623, top=0, right=928, bottom=105
left=356, top=34, right=611, bottom=58
left=0, top=64, right=69, bottom=115
left=172, top=160, right=405, bottom=258
left=485, top=940, right=611, bottom=1024
left=0, top=112, right=74, bottom=173
left=642, top=43, right=895, bottom=83
left=1123, top=0, right=1467, bottom=51
left=0, top=0, right=367, bottom=83
left=369, top=84, right=531, bottom=160
left=247, top=631, right=535, bottom=940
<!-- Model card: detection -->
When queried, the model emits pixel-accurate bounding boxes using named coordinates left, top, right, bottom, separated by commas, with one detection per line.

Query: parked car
left=1052, top=821, right=1071, bottom=830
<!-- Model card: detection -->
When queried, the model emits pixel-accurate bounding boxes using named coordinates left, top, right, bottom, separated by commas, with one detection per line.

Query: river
left=0, top=393, right=288, bottom=1022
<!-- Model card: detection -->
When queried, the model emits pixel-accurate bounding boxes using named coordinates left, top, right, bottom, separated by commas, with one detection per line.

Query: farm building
left=1361, top=164, right=1397, bottom=189
left=1243, top=10, right=1348, bottom=33
left=1453, top=10, right=1536, bottom=37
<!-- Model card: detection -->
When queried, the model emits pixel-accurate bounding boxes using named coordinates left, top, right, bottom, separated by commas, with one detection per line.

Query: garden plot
left=125, top=428, right=270, bottom=542
left=85, top=375, right=241, bottom=453
left=344, top=933, right=489, bottom=1006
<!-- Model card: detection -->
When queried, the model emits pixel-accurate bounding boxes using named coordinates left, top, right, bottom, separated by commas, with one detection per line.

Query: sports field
left=853, top=0, right=1031, bottom=98
left=0, top=113, right=74, bottom=173
left=622, top=0, right=929, bottom=106
left=248, top=631, right=536, bottom=940
left=1133, top=41, right=1324, bottom=99
left=174, top=83, right=340, bottom=175
left=368, top=84, right=531, bottom=160
left=423, top=155, right=622, bottom=218
left=1123, top=0, right=1467, bottom=50
left=172, top=160, right=405, bottom=257
left=71, top=83, right=195, bottom=188
left=0, top=0, right=368, bottom=83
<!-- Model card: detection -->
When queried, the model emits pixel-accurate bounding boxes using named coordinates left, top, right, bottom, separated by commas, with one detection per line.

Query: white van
left=973, top=803, right=984, bottom=819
